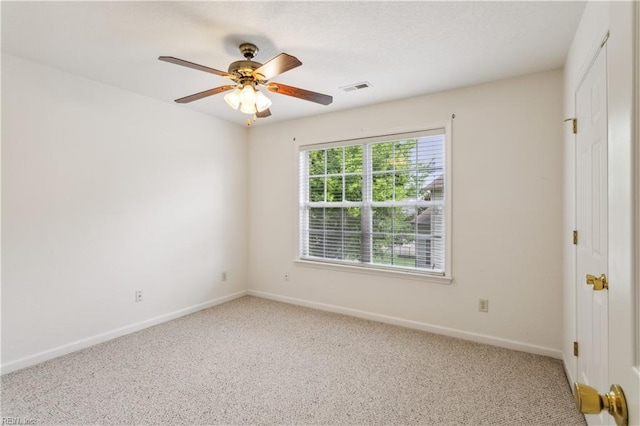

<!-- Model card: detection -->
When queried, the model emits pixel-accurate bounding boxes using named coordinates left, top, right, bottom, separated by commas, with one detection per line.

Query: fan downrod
left=239, top=43, right=258, bottom=60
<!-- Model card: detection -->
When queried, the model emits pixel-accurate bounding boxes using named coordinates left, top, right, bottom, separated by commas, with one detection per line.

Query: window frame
left=295, top=122, right=453, bottom=284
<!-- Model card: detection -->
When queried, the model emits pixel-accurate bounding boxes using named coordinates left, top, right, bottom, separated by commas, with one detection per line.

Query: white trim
left=563, top=354, right=577, bottom=388
left=300, top=128, right=446, bottom=151
left=0, top=290, right=248, bottom=375
left=294, top=258, right=452, bottom=284
left=248, top=289, right=562, bottom=359
left=443, top=119, right=453, bottom=277
left=294, top=122, right=449, bottom=148
left=635, top=0, right=640, bottom=368
left=306, top=200, right=444, bottom=208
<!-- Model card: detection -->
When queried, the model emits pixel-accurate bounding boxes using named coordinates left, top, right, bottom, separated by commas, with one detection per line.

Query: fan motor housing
left=228, top=60, right=262, bottom=78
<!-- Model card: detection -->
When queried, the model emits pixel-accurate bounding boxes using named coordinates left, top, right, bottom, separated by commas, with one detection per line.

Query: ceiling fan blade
left=256, top=108, right=272, bottom=118
left=159, top=56, right=235, bottom=79
left=253, top=53, right=302, bottom=80
left=267, top=83, right=333, bottom=105
left=174, top=85, right=235, bottom=103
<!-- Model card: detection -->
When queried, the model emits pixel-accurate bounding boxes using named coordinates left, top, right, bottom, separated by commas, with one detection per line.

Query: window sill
left=294, top=259, right=453, bottom=284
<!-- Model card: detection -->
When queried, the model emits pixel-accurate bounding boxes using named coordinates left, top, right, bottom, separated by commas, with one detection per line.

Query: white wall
left=1, top=54, right=249, bottom=372
left=1, top=55, right=567, bottom=373
left=248, top=69, right=565, bottom=357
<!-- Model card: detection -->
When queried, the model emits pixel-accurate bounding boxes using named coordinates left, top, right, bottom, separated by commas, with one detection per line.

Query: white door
left=576, top=46, right=609, bottom=426
left=574, top=5, right=640, bottom=424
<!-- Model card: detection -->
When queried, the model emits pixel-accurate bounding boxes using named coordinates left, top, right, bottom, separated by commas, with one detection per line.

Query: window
left=299, top=127, right=449, bottom=277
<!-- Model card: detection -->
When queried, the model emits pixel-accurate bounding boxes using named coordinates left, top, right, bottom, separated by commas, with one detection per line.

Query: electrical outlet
left=135, top=290, right=143, bottom=303
left=284, top=272, right=290, bottom=281
left=221, top=272, right=227, bottom=282
left=479, top=299, right=489, bottom=313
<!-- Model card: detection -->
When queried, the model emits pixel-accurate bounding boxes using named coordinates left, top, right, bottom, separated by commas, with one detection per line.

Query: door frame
left=634, top=0, right=640, bottom=371
left=607, top=3, right=639, bottom=425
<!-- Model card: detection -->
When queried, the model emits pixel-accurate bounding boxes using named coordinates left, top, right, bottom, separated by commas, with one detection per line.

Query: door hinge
left=564, top=118, right=577, bottom=134
left=574, top=341, right=579, bottom=357
left=573, top=230, right=578, bottom=245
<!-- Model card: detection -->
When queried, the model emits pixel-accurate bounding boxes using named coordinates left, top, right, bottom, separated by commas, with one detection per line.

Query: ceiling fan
left=159, top=43, right=333, bottom=124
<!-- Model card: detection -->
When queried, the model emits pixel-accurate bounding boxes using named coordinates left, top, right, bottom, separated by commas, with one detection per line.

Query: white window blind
left=299, top=129, right=447, bottom=275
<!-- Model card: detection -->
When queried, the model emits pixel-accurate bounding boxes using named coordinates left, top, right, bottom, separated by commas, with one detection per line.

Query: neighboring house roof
left=422, top=174, right=444, bottom=192
left=410, top=208, right=432, bottom=225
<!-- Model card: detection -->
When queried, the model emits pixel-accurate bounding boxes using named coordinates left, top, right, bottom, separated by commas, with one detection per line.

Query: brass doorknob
left=574, top=383, right=628, bottom=426
left=586, top=273, right=608, bottom=290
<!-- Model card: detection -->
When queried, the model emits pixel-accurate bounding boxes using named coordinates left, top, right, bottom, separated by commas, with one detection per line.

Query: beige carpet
left=2, top=296, right=585, bottom=425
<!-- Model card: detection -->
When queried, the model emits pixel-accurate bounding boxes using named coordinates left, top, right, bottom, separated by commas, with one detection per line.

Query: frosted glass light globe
left=240, top=84, right=256, bottom=104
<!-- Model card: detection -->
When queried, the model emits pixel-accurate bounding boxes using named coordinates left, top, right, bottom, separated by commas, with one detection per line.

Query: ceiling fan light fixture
left=161, top=42, right=333, bottom=122
left=224, top=88, right=241, bottom=110
left=239, top=101, right=256, bottom=115
left=240, top=84, right=256, bottom=104
left=254, top=90, right=272, bottom=112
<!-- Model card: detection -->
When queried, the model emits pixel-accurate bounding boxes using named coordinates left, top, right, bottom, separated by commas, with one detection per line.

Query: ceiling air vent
left=340, top=81, right=372, bottom=92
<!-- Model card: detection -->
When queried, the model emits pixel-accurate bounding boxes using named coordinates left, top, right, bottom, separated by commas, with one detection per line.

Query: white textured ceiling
left=1, top=1, right=585, bottom=127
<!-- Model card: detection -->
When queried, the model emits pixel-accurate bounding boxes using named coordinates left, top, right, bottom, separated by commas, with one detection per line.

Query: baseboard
left=248, top=289, right=563, bottom=359
left=563, top=353, right=577, bottom=387
left=1, top=290, right=248, bottom=375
